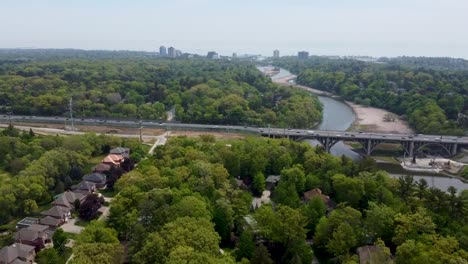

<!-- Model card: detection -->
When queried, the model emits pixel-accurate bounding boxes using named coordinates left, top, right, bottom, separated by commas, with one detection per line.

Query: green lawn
left=83, top=154, right=106, bottom=174
left=99, top=188, right=117, bottom=198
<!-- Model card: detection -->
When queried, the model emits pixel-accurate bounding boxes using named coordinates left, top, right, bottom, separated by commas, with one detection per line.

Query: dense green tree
left=236, top=230, right=256, bottom=261
left=35, top=248, right=60, bottom=264
left=250, top=244, right=274, bottom=264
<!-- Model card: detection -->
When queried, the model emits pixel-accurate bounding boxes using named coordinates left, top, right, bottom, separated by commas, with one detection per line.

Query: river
left=258, top=66, right=468, bottom=192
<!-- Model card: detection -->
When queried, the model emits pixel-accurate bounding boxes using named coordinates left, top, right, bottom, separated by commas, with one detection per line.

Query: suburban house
left=93, top=163, right=111, bottom=173
left=71, top=181, right=96, bottom=194
left=250, top=190, right=272, bottom=211
left=52, top=190, right=87, bottom=210
left=82, top=173, right=107, bottom=188
left=265, top=175, right=281, bottom=191
left=109, top=147, right=130, bottom=158
left=40, top=206, right=71, bottom=222
left=101, top=154, right=124, bottom=167
left=15, top=218, right=39, bottom=230
left=15, top=224, right=50, bottom=251
left=39, top=216, right=63, bottom=230
left=303, top=188, right=335, bottom=211
left=0, top=243, right=35, bottom=264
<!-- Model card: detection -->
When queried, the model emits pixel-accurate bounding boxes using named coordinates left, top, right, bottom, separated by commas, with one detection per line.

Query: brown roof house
left=93, top=163, right=111, bottom=173
left=40, top=206, right=71, bottom=222
left=109, top=147, right=130, bottom=158
left=0, top=243, right=35, bottom=264
left=303, top=188, right=335, bottom=211
left=71, top=181, right=96, bottom=194
left=82, top=173, right=107, bottom=188
left=101, top=154, right=124, bottom=167
left=15, top=224, right=50, bottom=251
left=39, top=216, right=63, bottom=230
left=52, top=191, right=87, bottom=210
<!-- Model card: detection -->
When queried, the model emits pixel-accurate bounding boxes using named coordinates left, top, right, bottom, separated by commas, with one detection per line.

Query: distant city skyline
left=1, top=0, right=468, bottom=59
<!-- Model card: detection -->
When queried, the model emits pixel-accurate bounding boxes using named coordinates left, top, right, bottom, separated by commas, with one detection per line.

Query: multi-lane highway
left=1, top=114, right=467, bottom=156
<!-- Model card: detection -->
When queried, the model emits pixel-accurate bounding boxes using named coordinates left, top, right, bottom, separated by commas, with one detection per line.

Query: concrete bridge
left=260, top=128, right=468, bottom=157
left=1, top=114, right=467, bottom=157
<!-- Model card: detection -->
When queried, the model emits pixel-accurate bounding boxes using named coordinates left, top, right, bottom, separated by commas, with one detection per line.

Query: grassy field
left=83, top=154, right=106, bottom=174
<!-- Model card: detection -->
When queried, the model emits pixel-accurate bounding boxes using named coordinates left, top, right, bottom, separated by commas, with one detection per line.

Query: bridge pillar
left=409, top=141, right=414, bottom=157
left=366, top=139, right=372, bottom=155
left=452, top=143, right=458, bottom=156
left=325, top=137, right=330, bottom=153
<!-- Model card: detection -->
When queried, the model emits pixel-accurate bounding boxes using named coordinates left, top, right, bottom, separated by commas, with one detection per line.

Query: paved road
left=1, top=114, right=467, bottom=145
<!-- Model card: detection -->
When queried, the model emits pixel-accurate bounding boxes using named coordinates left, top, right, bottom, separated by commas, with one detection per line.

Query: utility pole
left=7, top=111, right=12, bottom=126
left=69, top=98, right=75, bottom=131
left=139, top=120, right=143, bottom=143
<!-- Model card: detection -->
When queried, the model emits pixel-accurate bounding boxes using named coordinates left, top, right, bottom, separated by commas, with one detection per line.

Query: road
left=1, top=115, right=467, bottom=146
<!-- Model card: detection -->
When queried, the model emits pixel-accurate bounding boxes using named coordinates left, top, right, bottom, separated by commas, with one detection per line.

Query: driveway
left=61, top=218, right=84, bottom=234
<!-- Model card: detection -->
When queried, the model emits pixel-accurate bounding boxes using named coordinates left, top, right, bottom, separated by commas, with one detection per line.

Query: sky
left=1, top=0, right=468, bottom=58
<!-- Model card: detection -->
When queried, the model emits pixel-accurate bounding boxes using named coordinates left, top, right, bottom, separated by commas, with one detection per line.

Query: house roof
left=15, top=229, right=40, bottom=242
left=40, top=206, right=70, bottom=219
left=303, top=188, right=333, bottom=208
left=39, top=216, right=62, bottom=227
left=63, top=191, right=86, bottom=203
left=265, top=175, right=281, bottom=183
left=93, top=163, right=111, bottom=172
left=71, top=181, right=96, bottom=192
left=101, top=154, right=124, bottom=165
left=11, top=258, right=29, bottom=264
left=0, top=244, right=35, bottom=264
left=52, top=195, right=71, bottom=208
left=83, top=173, right=106, bottom=183
left=110, top=147, right=130, bottom=154
left=26, top=224, right=48, bottom=232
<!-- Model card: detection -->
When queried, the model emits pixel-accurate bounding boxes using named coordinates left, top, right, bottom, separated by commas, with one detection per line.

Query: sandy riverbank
left=274, top=74, right=414, bottom=134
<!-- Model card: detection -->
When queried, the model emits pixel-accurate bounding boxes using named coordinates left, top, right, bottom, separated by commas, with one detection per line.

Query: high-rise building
left=168, top=47, right=176, bottom=58
left=159, top=46, right=167, bottom=57
left=207, top=51, right=219, bottom=59
left=232, top=52, right=237, bottom=58
left=273, top=50, right=280, bottom=58
left=298, top=51, right=309, bottom=59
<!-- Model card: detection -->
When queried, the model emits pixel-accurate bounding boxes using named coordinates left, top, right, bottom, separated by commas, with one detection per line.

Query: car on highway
left=307, top=130, right=314, bottom=134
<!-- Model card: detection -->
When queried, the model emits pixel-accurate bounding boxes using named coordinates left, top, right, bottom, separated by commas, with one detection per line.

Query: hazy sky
left=1, top=0, right=468, bottom=58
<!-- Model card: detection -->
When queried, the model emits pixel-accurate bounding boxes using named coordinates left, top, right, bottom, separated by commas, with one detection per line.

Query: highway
left=1, top=114, right=467, bottom=150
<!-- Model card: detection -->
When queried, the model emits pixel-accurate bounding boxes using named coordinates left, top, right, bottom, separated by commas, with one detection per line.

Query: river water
left=258, top=66, right=468, bottom=192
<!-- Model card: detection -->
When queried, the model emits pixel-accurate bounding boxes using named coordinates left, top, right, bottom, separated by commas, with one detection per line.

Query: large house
left=71, top=181, right=96, bottom=194
left=39, top=216, right=63, bottom=230
left=15, top=224, right=50, bottom=251
left=52, top=190, right=87, bottom=210
left=93, top=163, right=111, bottom=173
left=82, top=173, right=107, bottom=188
left=40, top=206, right=71, bottom=222
left=101, top=154, right=124, bottom=167
left=0, top=243, right=35, bottom=264
left=109, top=147, right=130, bottom=158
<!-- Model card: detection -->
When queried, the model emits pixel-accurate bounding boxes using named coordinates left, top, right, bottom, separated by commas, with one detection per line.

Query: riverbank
left=273, top=74, right=413, bottom=134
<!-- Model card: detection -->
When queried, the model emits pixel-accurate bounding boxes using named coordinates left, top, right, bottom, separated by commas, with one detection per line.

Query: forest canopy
left=273, top=56, right=468, bottom=135
left=0, top=50, right=321, bottom=129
